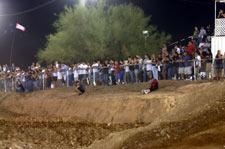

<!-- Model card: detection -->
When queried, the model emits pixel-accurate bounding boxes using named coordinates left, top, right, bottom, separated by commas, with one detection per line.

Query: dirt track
left=0, top=80, right=225, bottom=149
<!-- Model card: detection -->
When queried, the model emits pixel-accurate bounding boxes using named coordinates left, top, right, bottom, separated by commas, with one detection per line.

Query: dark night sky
left=0, top=0, right=219, bottom=67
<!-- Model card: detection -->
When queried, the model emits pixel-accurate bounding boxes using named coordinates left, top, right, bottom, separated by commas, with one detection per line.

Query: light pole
left=143, top=30, right=149, bottom=48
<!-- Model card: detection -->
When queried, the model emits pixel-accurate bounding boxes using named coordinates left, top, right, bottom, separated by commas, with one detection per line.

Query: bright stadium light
left=143, top=30, right=148, bottom=34
left=143, top=30, right=149, bottom=48
left=80, top=0, right=98, bottom=6
left=80, top=0, right=87, bottom=6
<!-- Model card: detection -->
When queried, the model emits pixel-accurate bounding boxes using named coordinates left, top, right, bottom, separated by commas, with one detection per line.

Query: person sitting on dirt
left=16, top=80, right=25, bottom=93
left=141, top=78, right=159, bottom=94
left=74, top=80, right=85, bottom=95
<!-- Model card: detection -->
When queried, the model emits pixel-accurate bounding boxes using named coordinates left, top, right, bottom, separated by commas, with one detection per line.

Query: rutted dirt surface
left=0, top=117, right=146, bottom=148
left=0, top=80, right=225, bottom=149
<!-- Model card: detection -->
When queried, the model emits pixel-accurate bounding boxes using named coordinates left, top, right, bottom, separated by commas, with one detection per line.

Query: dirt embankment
left=0, top=80, right=225, bottom=149
left=0, top=81, right=219, bottom=124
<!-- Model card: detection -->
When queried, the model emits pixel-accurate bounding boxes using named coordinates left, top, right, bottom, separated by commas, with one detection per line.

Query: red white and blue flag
left=16, top=23, right=26, bottom=32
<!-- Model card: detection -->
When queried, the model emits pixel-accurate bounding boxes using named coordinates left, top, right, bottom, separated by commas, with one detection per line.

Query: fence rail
left=0, top=58, right=224, bottom=93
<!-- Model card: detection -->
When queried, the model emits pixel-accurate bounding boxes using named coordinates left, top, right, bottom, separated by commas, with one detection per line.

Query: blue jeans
left=138, top=70, right=143, bottom=82
left=143, top=68, right=147, bottom=82
left=103, top=74, right=109, bottom=85
left=115, top=74, right=120, bottom=81
left=129, top=71, right=136, bottom=83
left=93, top=72, right=98, bottom=83
left=120, top=71, right=125, bottom=82
left=152, top=66, right=158, bottom=80
left=167, top=67, right=173, bottom=80
left=33, top=81, right=38, bottom=91
left=28, top=80, right=33, bottom=92
left=69, top=74, right=73, bottom=86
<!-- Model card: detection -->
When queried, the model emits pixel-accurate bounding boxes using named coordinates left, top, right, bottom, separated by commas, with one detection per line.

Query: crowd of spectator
left=0, top=25, right=224, bottom=93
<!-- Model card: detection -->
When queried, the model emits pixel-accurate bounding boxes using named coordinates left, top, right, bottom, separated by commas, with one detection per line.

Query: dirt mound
left=0, top=80, right=225, bottom=148
left=0, top=117, right=146, bottom=149
left=0, top=80, right=213, bottom=124
left=84, top=81, right=225, bottom=149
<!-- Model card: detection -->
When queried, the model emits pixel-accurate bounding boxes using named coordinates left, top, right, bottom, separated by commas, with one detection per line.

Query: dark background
left=0, top=0, right=222, bottom=67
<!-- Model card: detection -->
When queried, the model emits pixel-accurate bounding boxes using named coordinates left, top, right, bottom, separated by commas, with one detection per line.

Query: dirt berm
left=0, top=80, right=225, bottom=148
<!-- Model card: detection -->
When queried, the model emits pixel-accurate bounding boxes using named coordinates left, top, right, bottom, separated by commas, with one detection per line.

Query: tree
left=37, top=0, right=171, bottom=64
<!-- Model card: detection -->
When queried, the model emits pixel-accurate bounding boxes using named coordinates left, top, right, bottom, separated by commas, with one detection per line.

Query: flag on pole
left=16, top=23, right=26, bottom=32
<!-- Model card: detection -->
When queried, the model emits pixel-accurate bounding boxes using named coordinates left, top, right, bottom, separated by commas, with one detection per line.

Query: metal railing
left=0, top=58, right=224, bottom=93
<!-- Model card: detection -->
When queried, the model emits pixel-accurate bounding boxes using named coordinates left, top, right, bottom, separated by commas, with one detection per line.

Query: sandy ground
left=0, top=80, right=225, bottom=149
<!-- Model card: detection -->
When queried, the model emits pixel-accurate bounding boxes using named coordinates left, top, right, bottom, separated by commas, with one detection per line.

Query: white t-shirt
left=195, top=55, right=201, bottom=67
left=53, top=72, right=57, bottom=77
left=125, top=65, right=130, bottom=72
left=199, top=42, right=211, bottom=48
left=82, top=64, right=88, bottom=74
left=199, top=29, right=206, bottom=37
left=78, top=64, right=88, bottom=75
left=56, top=64, right=59, bottom=69
left=92, top=63, right=98, bottom=73
left=78, top=64, right=83, bottom=75
left=145, top=60, right=152, bottom=71
left=73, top=69, right=79, bottom=78
left=57, top=71, right=62, bottom=80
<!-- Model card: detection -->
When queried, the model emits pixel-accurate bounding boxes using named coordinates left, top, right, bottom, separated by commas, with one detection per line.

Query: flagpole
left=9, top=27, right=16, bottom=66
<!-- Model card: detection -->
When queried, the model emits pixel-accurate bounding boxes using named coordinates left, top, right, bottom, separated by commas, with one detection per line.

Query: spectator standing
left=52, top=66, right=57, bottom=88
left=133, top=58, right=139, bottom=83
left=128, top=57, right=135, bottom=83
left=161, top=54, right=168, bottom=80
left=144, top=54, right=153, bottom=81
left=178, top=54, right=184, bottom=80
left=137, top=56, right=143, bottom=82
left=82, top=62, right=88, bottom=84
left=92, top=61, right=98, bottom=86
left=119, top=60, right=125, bottom=84
left=102, top=60, right=109, bottom=85
left=109, top=60, right=116, bottom=85
left=194, top=52, right=201, bottom=80
left=183, top=51, right=192, bottom=80
left=198, top=26, right=206, bottom=43
left=205, top=49, right=213, bottom=80
left=162, top=44, right=168, bottom=54
left=187, top=41, right=196, bottom=57
left=73, top=64, right=79, bottom=82
left=167, top=55, right=173, bottom=80
left=57, top=68, right=62, bottom=87
left=193, top=26, right=199, bottom=40
left=10, top=63, right=15, bottom=72
left=215, top=50, right=224, bottom=80
left=172, top=52, right=179, bottom=80
left=114, top=61, right=120, bottom=84
left=206, top=25, right=212, bottom=38
left=157, top=54, right=163, bottom=80
left=151, top=54, right=158, bottom=80
left=124, top=60, right=130, bottom=84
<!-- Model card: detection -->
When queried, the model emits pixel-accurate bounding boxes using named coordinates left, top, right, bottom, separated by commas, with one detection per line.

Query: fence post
left=12, top=78, right=14, bottom=91
left=66, top=71, right=69, bottom=87
left=42, top=74, right=45, bottom=90
left=4, top=79, right=7, bottom=93
left=193, top=59, right=196, bottom=81
left=211, top=58, right=215, bottom=80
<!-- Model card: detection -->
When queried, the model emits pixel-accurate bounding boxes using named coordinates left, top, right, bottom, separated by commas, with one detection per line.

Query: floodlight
left=143, top=30, right=148, bottom=34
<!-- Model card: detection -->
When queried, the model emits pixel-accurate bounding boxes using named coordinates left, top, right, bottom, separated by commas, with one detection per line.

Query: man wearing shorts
left=183, top=51, right=192, bottom=80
